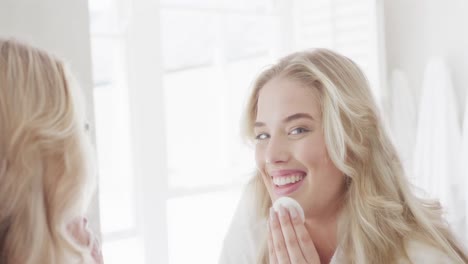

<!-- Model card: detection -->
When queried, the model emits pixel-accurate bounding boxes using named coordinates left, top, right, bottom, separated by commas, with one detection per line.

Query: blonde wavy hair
left=243, top=49, right=468, bottom=264
left=0, top=39, right=96, bottom=263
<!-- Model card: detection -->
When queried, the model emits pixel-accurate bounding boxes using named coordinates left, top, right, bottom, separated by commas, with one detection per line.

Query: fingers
left=270, top=207, right=291, bottom=264
left=268, top=206, right=320, bottom=264
left=67, top=217, right=91, bottom=246
left=67, top=217, right=104, bottom=264
left=89, top=234, right=104, bottom=264
left=288, top=207, right=320, bottom=263
left=277, top=206, right=305, bottom=264
left=267, top=221, right=278, bottom=264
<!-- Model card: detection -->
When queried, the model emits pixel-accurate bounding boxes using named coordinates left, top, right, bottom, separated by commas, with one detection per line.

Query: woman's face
left=254, top=77, right=345, bottom=217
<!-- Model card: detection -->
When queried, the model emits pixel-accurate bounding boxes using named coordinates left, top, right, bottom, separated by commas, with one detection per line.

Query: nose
left=265, top=135, right=289, bottom=165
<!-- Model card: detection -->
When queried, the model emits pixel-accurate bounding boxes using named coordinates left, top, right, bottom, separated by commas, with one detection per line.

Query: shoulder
left=400, top=239, right=456, bottom=264
left=218, top=186, right=265, bottom=264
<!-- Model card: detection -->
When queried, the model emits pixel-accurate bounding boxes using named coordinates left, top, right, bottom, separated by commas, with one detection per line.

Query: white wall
left=0, top=0, right=100, bottom=234
left=383, top=0, right=468, bottom=118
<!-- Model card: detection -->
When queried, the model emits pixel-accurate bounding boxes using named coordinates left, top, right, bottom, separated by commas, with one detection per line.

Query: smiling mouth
left=272, top=174, right=305, bottom=186
left=270, top=172, right=306, bottom=196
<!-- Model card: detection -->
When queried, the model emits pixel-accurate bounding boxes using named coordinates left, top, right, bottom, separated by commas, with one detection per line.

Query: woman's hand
left=268, top=206, right=320, bottom=264
left=68, top=217, right=104, bottom=264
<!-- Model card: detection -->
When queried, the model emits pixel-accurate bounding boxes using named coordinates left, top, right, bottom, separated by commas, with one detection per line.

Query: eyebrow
left=284, top=113, right=315, bottom=123
left=254, top=113, right=315, bottom=127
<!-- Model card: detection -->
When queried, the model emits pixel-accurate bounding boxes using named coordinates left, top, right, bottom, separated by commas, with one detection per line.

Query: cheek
left=299, top=142, right=344, bottom=190
left=296, top=141, right=327, bottom=166
left=296, top=131, right=330, bottom=165
left=254, top=145, right=272, bottom=190
left=254, top=145, right=265, bottom=168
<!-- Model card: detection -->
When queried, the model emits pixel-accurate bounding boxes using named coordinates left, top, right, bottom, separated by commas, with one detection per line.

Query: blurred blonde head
left=243, top=49, right=468, bottom=264
left=0, top=38, right=96, bottom=263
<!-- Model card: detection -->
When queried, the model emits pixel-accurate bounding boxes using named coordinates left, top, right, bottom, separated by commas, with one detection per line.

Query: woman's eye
left=255, top=133, right=269, bottom=140
left=289, top=127, right=309, bottom=135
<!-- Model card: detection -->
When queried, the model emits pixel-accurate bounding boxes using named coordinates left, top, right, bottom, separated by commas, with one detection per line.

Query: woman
left=0, top=38, right=103, bottom=263
left=241, top=49, right=467, bottom=263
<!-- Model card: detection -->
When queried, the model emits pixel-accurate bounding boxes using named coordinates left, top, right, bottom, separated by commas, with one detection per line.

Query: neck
left=304, top=200, right=342, bottom=264
left=305, top=215, right=338, bottom=264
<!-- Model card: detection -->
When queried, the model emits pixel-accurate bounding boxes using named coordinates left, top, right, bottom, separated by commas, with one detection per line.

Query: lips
left=269, top=169, right=306, bottom=196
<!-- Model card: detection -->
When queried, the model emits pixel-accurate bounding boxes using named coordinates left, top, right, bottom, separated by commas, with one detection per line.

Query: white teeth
left=272, top=174, right=305, bottom=186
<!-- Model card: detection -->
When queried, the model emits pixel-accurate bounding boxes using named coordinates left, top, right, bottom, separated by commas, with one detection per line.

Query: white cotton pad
left=273, top=197, right=305, bottom=223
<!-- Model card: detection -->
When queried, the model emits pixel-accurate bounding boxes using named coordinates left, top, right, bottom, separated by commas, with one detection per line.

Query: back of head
left=244, top=49, right=468, bottom=264
left=0, top=38, right=95, bottom=263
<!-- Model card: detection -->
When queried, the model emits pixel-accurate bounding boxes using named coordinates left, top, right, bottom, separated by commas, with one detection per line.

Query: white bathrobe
left=219, top=215, right=457, bottom=263
left=218, top=187, right=458, bottom=264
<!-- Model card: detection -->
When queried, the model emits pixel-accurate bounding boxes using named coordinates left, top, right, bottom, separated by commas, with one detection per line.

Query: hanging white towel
left=389, top=69, right=417, bottom=176
left=412, top=57, right=464, bottom=234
